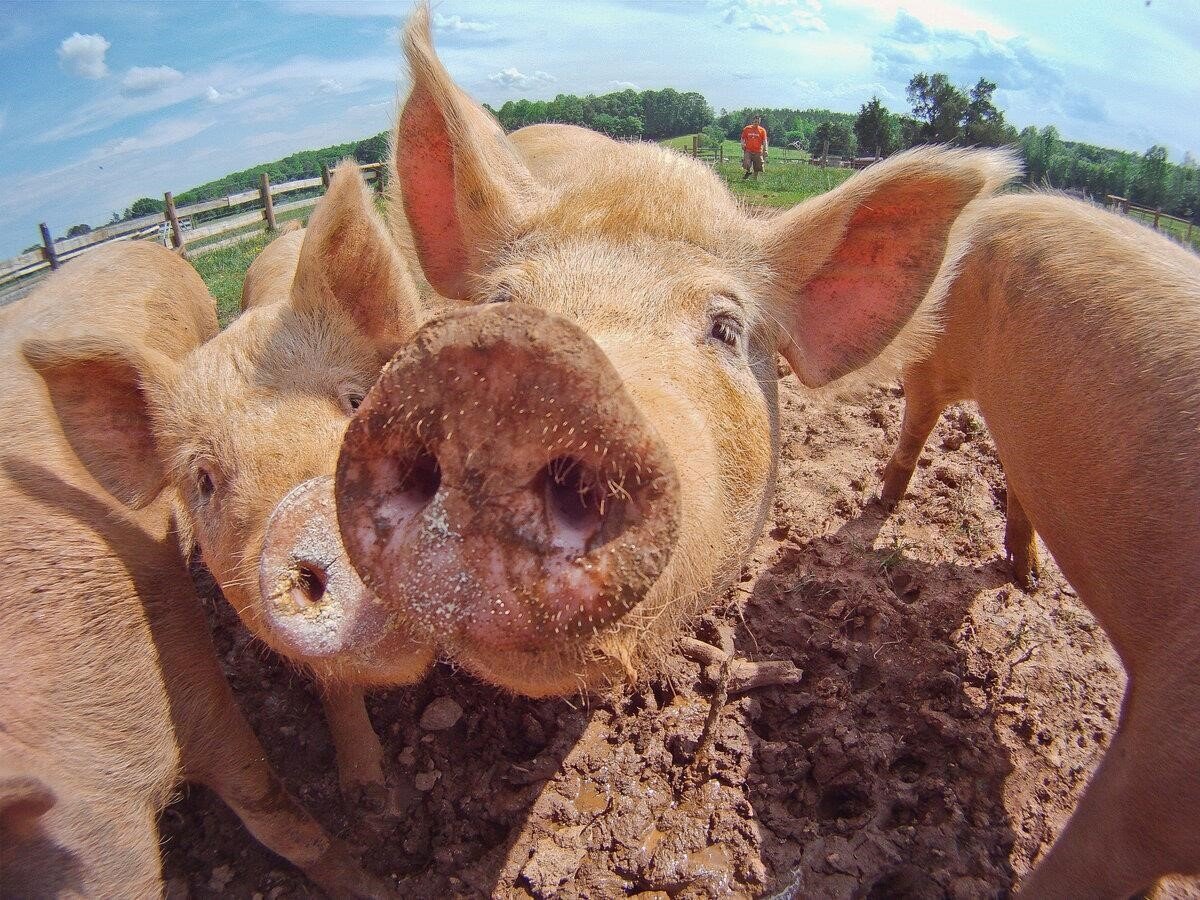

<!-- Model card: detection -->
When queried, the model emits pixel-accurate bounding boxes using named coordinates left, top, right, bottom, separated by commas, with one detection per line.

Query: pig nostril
left=543, top=456, right=605, bottom=541
left=398, top=446, right=441, bottom=505
left=291, top=562, right=328, bottom=607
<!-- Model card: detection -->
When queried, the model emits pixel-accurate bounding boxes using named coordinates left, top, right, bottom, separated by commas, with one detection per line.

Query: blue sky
left=0, top=0, right=1197, bottom=259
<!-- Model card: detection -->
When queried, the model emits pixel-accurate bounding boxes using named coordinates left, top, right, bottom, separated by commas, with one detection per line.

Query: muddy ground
left=160, top=377, right=1194, bottom=899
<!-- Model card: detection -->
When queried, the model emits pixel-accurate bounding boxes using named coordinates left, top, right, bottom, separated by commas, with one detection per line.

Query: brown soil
left=160, top=378, right=1196, bottom=899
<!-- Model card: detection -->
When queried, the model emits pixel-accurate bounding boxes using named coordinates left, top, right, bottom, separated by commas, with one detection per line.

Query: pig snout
left=257, top=476, right=392, bottom=660
left=335, top=304, right=681, bottom=653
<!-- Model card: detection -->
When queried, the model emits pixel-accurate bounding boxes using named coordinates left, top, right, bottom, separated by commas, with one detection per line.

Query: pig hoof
left=305, top=840, right=396, bottom=899
left=1005, top=551, right=1040, bottom=592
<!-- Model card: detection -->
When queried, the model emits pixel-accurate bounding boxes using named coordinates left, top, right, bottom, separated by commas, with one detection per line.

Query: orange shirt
left=741, top=124, right=767, bottom=153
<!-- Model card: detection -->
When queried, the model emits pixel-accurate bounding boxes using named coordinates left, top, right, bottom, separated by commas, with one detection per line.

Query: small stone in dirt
left=208, top=864, right=234, bottom=892
left=420, top=696, right=463, bottom=730
left=942, top=432, right=965, bottom=451
left=396, top=745, right=417, bottom=768
left=414, top=770, right=441, bottom=791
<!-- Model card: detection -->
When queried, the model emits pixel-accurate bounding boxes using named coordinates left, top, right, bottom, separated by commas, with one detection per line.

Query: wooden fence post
left=39, top=223, right=59, bottom=270
left=1187, top=220, right=1194, bottom=244
left=259, top=172, right=277, bottom=231
left=1153, top=209, right=1161, bottom=230
left=164, top=192, right=184, bottom=249
left=321, top=164, right=331, bottom=189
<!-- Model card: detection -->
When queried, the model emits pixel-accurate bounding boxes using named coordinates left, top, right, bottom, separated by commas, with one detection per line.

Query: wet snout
left=335, top=304, right=681, bottom=653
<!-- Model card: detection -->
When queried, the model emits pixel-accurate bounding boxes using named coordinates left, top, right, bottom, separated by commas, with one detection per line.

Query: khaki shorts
left=743, top=150, right=764, bottom=173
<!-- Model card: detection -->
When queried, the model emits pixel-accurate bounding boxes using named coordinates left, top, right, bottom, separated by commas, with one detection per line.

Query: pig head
left=334, top=6, right=1021, bottom=697
left=27, top=164, right=436, bottom=799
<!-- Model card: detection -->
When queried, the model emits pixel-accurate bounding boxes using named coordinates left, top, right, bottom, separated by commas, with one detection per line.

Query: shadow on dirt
left=740, top=503, right=1021, bottom=899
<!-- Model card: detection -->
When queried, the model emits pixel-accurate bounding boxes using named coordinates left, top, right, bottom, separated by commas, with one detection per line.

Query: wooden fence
left=1106, top=194, right=1196, bottom=246
left=0, top=163, right=386, bottom=293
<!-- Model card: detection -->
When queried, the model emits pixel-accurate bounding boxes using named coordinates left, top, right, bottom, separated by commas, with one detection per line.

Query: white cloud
left=609, top=80, right=640, bottom=91
left=87, top=116, right=214, bottom=161
left=718, top=0, right=828, bottom=35
left=121, top=65, right=184, bottom=95
left=433, top=12, right=495, bottom=33
left=315, top=78, right=348, bottom=94
left=36, top=54, right=398, bottom=144
left=57, top=33, right=111, bottom=80
left=488, top=67, right=556, bottom=89
left=204, top=85, right=246, bottom=104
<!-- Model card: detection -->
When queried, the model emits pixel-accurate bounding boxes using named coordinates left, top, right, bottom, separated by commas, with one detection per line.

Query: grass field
left=190, top=228, right=279, bottom=326
left=660, top=134, right=809, bottom=162
left=1126, top=207, right=1200, bottom=251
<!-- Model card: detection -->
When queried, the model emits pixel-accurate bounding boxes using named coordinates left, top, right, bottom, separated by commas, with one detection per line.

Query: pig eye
left=709, top=314, right=744, bottom=349
left=339, top=387, right=366, bottom=415
left=196, top=468, right=215, bottom=503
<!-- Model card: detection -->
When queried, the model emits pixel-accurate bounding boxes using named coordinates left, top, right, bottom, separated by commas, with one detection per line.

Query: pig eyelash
left=708, top=314, right=744, bottom=349
left=488, top=287, right=512, bottom=304
left=196, top=468, right=215, bottom=503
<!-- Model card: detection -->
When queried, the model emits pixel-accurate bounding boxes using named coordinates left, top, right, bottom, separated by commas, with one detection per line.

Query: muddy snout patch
left=258, top=476, right=390, bottom=660
left=336, top=304, right=682, bottom=652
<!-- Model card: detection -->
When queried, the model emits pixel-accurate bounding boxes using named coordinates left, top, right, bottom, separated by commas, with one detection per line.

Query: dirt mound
left=161, top=378, right=1192, bottom=898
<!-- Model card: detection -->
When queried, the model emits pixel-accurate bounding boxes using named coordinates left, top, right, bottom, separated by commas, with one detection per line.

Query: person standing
left=741, top=115, right=769, bottom=181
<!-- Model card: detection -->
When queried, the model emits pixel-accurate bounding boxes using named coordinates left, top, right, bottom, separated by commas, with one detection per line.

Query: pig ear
left=764, top=146, right=1020, bottom=387
left=394, top=3, right=541, bottom=301
left=23, top=336, right=176, bottom=508
left=0, top=771, right=56, bottom=839
left=291, top=159, right=420, bottom=357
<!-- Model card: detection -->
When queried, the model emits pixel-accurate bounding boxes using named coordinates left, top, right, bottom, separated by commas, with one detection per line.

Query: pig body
left=880, top=193, right=1200, bottom=896
left=31, top=166, right=436, bottom=805
left=2, top=243, right=378, bottom=895
left=242, top=221, right=305, bottom=311
left=336, top=9, right=1018, bottom=700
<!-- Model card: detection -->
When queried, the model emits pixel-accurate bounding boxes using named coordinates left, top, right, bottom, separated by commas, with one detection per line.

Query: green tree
left=853, top=96, right=891, bottom=158
left=1133, top=145, right=1169, bottom=208
left=906, top=72, right=968, bottom=144
left=65, top=223, right=92, bottom=238
left=354, top=132, right=390, bottom=163
left=121, top=197, right=164, bottom=220
left=701, top=123, right=726, bottom=149
left=962, top=78, right=1014, bottom=147
left=809, top=120, right=855, bottom=159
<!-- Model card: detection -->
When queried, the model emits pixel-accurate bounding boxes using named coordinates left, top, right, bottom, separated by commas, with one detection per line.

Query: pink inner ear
left=787, top=177, right=964, bottom=384
left=397, top=85, right=471, bottom=300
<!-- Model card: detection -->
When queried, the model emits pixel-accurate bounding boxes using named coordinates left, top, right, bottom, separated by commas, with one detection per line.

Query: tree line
left=57, top=71, right=1197, bottom=241
left=716, top=74, right=1196, bottom=219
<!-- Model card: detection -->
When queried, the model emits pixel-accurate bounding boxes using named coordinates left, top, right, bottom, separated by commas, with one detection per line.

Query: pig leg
left=163, top=598, right=390, bottom=897
left=1003, top=483, right=1040, bottom=590
left=320, top=684, right=388, bottom=806
left=1018, top=662, right=1200, bottom=898
left=880, top=376, right=945, bottom=509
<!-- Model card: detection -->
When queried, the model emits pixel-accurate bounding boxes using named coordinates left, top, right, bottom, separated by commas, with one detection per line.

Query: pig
left=242, top=219, right=305, bottom=312
left=27, top=163, right=436, bottom=807
left=333, top=7, right=1017, bottom=702
left=877, top=192, right=1200, bottom=896
left=3, top=242, right=382, bottom=896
